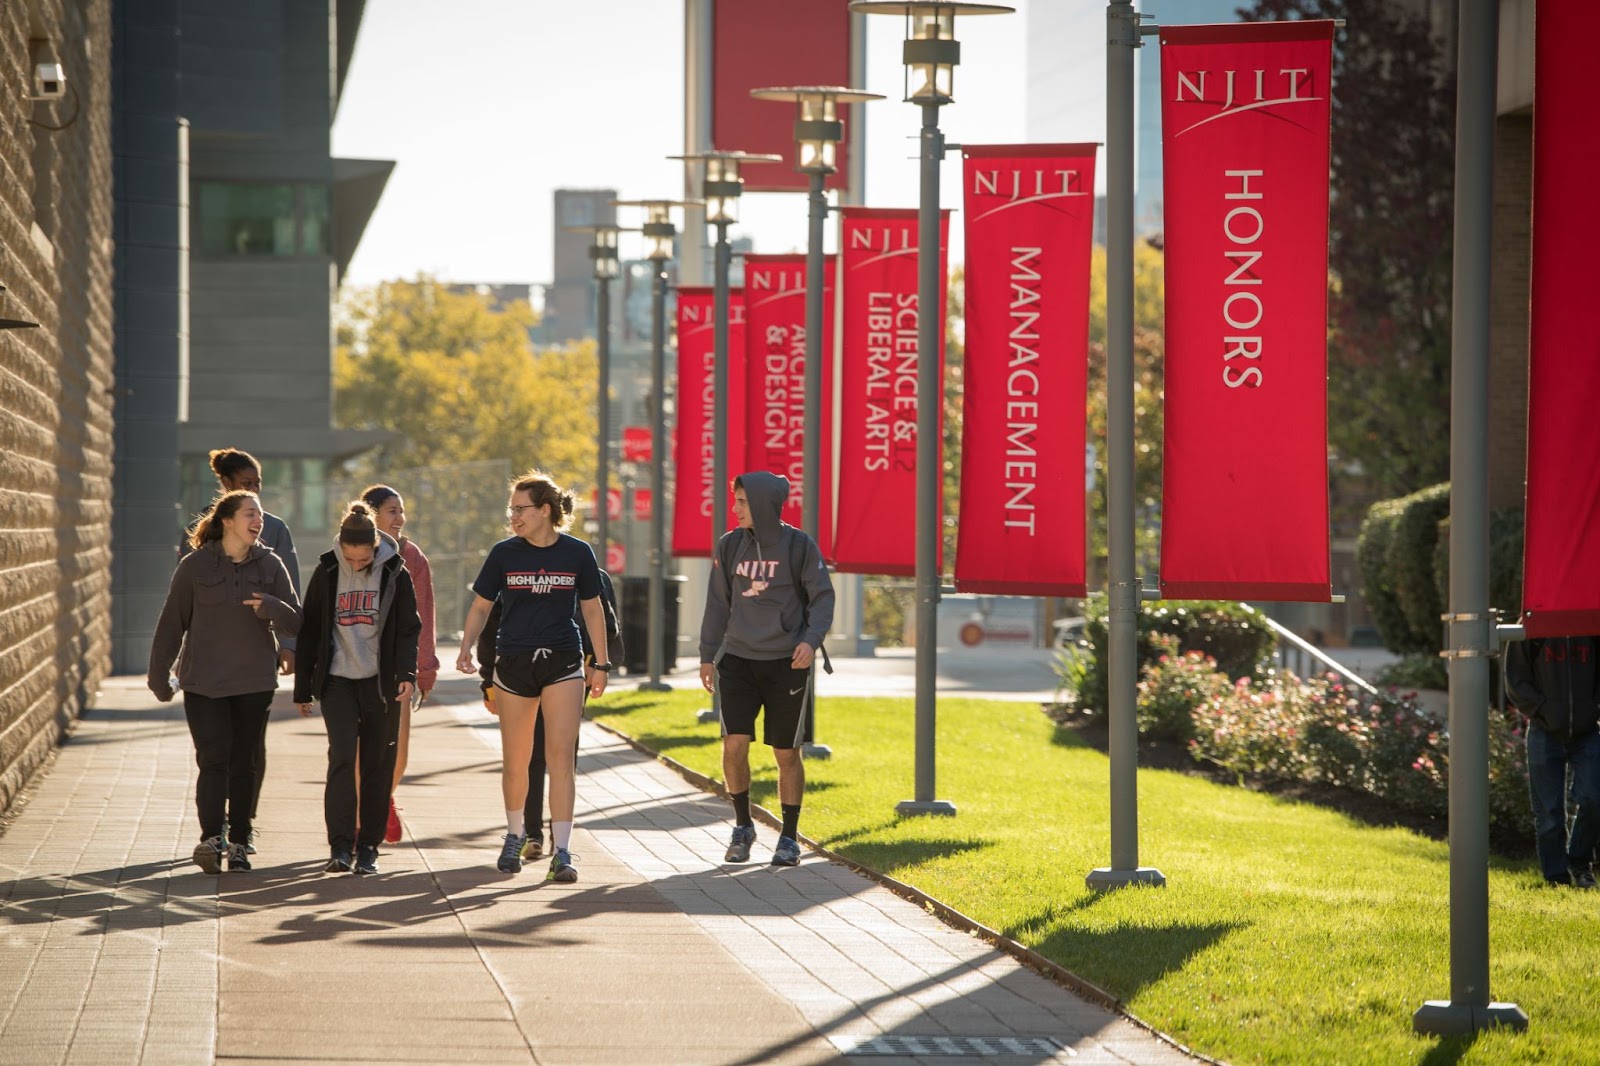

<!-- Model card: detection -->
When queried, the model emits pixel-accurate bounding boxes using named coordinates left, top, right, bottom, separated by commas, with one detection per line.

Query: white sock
left=552, top=820, right=573, bottom=851
left=507, top=810, right=525, bottom=838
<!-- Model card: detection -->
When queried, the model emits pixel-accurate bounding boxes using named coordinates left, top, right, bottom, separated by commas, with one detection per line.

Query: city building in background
left=547, top=189, right=619, bottom=342
left=111, top=0, right=392, bottom=671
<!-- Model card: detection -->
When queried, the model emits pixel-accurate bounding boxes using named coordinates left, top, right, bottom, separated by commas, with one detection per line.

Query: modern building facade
left=0, top=0, right=115, bottom=808
left=111, top=0, right=391, bottom=671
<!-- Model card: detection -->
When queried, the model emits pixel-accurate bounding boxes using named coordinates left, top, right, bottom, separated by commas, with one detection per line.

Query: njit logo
left=1170, top=67, right=1320, bottom=136
left=506, top=570, right=577, bottom=594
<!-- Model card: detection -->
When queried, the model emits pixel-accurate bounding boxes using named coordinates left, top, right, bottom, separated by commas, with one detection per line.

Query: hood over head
left=738, top=471, right=790, bottom=547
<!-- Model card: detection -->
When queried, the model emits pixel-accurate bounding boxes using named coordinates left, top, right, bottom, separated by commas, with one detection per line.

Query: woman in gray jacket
left=149, top=490, right=301, bottom=874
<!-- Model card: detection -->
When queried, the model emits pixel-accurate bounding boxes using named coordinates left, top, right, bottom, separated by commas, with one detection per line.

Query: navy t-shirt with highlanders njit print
left=472, top=533, right=601, bottom=656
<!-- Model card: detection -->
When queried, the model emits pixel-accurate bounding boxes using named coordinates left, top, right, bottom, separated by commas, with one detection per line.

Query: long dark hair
left=188, top=490, right=258, bottom=550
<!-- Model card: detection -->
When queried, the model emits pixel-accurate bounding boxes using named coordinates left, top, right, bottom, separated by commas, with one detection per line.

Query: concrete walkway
left=0, top=669, right=1194, bottom=1066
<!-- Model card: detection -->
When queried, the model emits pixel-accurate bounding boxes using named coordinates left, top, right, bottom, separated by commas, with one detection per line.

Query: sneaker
left=227, top=842, right=252, bottom=872
left=770, top=835, right=802, bottom=867
left=192, top=835, right=226, bottom=875
left=1573, top=869, right=1598, bottom=891
left=520, top=834, right=544, bottom=861
left=325, top=847, right=353, bottom=874
left=497, top=833, right=525, bottom=873
left=546, top=848, right=578, bottom=883
left=725, top=824, right=757, bottom=863
left=353, top=845, right=379, bottom=876
left=244, top=827, right=259, bottom=855
left=384, top=800, right=403, bottom=845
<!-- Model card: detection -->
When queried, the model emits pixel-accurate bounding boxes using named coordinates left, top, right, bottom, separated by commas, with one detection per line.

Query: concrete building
left=0, top=0, right=115, bottom=808
left=111, top=0, right=391, bottom=672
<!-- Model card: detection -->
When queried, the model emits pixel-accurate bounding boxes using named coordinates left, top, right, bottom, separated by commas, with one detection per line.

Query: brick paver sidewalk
left=0, top=673, right=1195, bottom=1065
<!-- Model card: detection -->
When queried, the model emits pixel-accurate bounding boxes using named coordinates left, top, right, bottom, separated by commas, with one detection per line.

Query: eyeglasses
left=506, top=504, right=539, bottom=519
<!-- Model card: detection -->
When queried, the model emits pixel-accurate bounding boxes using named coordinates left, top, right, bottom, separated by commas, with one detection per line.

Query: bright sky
left=331, top=0, right=1101, bottom=289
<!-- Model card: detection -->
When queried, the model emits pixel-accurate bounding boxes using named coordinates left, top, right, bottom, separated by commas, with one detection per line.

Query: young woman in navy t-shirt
left=457, top=471, right=611, bottom=881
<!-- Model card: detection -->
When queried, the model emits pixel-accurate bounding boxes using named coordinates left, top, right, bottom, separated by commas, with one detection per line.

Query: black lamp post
left=851, top=1, right=1013, bottom=816
left=614, top=199, right=695, bottom=692
left=567, top=224, right=626, bottom=566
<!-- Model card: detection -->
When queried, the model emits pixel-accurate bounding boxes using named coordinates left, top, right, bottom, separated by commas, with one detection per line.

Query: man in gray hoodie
left=699, top=472, right=834, bottom=867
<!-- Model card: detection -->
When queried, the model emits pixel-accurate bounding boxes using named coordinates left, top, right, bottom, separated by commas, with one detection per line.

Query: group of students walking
left=148, top=450, right=834, bottom=882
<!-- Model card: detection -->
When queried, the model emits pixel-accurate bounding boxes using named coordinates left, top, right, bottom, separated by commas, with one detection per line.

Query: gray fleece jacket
left=148, top=540, right=302, bottom=699
left=329, top=532, right=398, bottom=679
left=699, top=471, right=834, bottom=663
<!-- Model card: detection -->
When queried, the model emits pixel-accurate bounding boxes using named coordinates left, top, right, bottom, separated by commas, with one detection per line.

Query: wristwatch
left=592, top=662, right=615, bottom=673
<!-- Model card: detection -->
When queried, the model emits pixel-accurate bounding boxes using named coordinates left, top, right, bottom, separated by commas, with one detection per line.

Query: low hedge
left=1065, top=595, right=1276, bottom=716
left=1357, top=498, right=1415, bottom=652
left=1388, top=483, right=1451, bottom=652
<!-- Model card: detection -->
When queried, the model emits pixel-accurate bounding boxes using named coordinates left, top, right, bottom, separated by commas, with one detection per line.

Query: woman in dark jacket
left=149, top=490, right=301, bottom=874
left=293, top=502, right=421, bottom=876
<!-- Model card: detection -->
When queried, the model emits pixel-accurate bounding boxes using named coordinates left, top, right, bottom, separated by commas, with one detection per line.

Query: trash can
left=619, top=574, right=684, bottom=675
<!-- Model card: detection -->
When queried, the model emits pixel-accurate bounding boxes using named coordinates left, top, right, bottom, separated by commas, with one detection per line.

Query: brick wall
left=0, top=0, right=114, bottom=811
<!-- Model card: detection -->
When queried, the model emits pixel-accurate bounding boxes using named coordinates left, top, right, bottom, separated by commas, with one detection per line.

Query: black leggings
left=182, top=691, right=273, bottom=844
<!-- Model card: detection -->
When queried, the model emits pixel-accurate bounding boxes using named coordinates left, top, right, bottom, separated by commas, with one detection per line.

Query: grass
left=587, top=689, right=1598, bottom=1066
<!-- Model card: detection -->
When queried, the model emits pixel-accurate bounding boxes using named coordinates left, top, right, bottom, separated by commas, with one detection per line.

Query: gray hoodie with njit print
left=699, top=471, right=834, bottom=664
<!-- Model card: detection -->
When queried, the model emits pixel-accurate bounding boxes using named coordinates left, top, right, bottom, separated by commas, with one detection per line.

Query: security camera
left=31, top=60, right=65, bottom=101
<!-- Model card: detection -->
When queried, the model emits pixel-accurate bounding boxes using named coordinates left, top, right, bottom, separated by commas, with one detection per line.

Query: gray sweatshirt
left=699, top=471, right=835, bottom=663
left=148, top=540, right=302, bottom=699
left=329, top=532, right=398, bottom=680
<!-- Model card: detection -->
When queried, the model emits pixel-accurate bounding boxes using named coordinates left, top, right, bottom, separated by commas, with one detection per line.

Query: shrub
left=1376, top=653, right=1448, bottom=691
left=1487, top=703, right=1532, bottom=838
left=1136, top=635, right=1235, bottom=743
left=1357, top=498, right=1414, bottom=652
left=1431, top=508, right=1526, bottom=625
left=1065, top=595, right=1276, bottom=716
left=1188, top=674, right=1315, bottom=781
left=1388, top=483, right=1451, bottom=653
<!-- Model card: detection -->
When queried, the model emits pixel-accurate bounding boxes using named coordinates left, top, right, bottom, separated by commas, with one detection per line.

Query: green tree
left=334, top=277, right=597, bottom=491
left=1242, top=0, right=1457, bottom=499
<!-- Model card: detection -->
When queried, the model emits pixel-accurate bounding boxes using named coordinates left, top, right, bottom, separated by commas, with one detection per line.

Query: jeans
left=321, top=676, right=400, bottom=850
left=182, top=691, right=273, bottom=844
left=1526, top=724, right=1600, bottom=882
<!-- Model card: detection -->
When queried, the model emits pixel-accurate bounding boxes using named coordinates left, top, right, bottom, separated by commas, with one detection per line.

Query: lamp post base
left=1413, top=1001, right=1528, bottom=1036
left=895, top=799, right=956, bottom=817
left=802, top=742, right=832, bottom=760
left=1085, top=866, right=1167, bottom=893
left=696, top=707, right=718, bottom=724
left=638, top=681, right=673, bottom=693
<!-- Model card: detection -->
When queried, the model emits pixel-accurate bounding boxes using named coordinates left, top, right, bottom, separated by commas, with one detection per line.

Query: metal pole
left=642, top=259, right=673, bottom=691
left=699, top=220, right=732, bottom=722
left=596, top=276, right=611, bottom=563
left=802, top=170, right=833, bottom=760
left=1414, top=0, right=1525, bottom=1035
left=1087, top=0, right=1163, bottom=891
left=895, top=101, right=953, bottom=817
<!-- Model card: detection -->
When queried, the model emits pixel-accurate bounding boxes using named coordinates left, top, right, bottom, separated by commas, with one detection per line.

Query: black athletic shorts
left=493, top=648, right=585, bottom=699
left=717, top=653, right=812, bottom=748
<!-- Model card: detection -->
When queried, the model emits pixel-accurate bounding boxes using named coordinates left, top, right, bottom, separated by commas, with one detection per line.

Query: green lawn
left=588, top=690, right=1597, bottom=1065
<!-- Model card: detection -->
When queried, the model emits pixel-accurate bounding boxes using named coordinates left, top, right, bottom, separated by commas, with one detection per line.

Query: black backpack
left=718, top=529, right=832, bottom=674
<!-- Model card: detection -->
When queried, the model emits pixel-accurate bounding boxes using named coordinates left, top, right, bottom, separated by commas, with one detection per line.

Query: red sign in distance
left=632, top=488, right=652, bottom=522
left=622, top=427, right=652, bottom=464
left=605, top=543, right=625, bottom=573
left=590, top=488, right=623, bottom=523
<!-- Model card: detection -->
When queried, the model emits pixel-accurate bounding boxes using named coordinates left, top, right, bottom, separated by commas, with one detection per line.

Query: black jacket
left=294, top=542, right=421, bottom=705
left=1505, top=635, right=1600, bottom=738
left=478, top=569, right=622, bottom=691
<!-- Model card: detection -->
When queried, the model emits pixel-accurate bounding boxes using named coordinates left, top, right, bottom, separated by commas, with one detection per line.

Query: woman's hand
left=588, top=669, right=608, bottom=699
left=456, top=648, right=476, bottom=674
left=297, top=702, right=313, bottom=718
left=397, top=681, right=414, bottom=704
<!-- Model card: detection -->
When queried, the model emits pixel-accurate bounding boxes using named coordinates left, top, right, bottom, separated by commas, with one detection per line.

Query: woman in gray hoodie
left=293, top=502, right=420, bottom=876
left=148, top=490, right=302, bottom=874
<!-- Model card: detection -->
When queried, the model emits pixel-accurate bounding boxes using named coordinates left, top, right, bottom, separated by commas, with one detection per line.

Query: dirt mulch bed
left=1047, top=707, right=1536, bottom=860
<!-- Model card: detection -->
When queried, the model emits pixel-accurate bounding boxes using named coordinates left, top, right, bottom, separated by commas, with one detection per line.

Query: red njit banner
left=712, top=0, right=852, bottom=193
left=672, top=287, right=746, bottom=558
left=742, top=254, right=835, bottom=558
left=956, top=145, right=1097, bottom=596
left=1522, top=0, right=1600, bottom=636
left=1158, top=21, right=1334, bottom=601
left=833, top=208, right=949, bottom=576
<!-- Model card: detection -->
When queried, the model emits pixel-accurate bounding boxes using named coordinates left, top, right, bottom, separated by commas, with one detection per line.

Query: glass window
left=197, top=182, right=332, bottom=258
